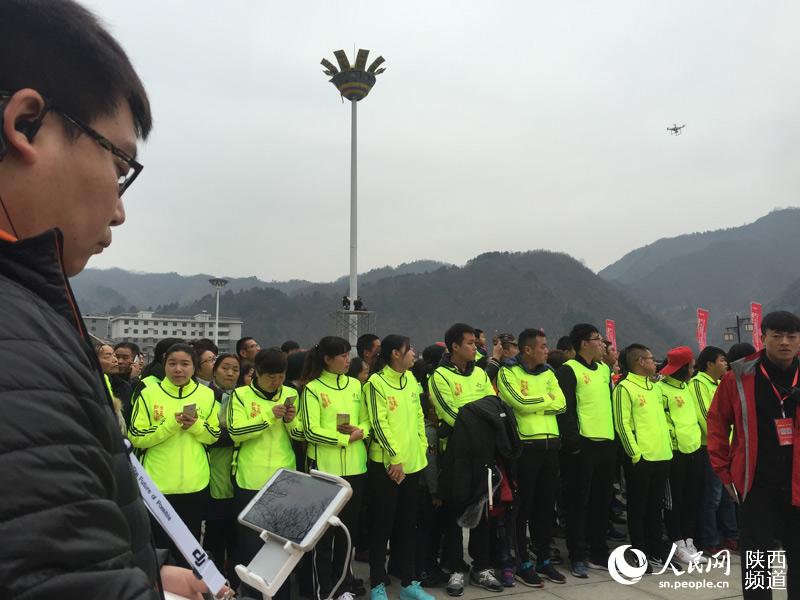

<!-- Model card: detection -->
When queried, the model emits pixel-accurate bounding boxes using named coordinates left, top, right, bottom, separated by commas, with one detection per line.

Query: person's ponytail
left=300, top=336, right=351, bottom=385
left=374, top=334, right=411, bottom=372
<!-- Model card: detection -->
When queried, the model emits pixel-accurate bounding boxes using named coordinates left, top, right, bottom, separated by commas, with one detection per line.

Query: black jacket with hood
left=0, top=229, right=160, bottom=599
left=438, top=395, right=522, bottom=514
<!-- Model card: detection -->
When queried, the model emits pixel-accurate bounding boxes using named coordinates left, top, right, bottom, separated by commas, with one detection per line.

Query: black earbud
left=0, top=115, right=44, bottom=161
left=15, top=118, right=41, bottom=143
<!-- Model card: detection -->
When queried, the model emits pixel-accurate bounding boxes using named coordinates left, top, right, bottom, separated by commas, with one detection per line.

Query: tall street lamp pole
left=321, top=49, right=385, bottom=346
left=209, top=278, right=229, bottom=346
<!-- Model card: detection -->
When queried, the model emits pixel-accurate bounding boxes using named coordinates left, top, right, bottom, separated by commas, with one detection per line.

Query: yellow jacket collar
left=378, top=365, right=407, bottom=389
left=160, top=377, right=199, bottom=398
left=626, top=372, right=655, bottom=390
left=319, top=369, right=349, bottom=389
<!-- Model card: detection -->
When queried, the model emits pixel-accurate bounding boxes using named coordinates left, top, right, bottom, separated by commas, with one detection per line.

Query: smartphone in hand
left=336, top=413, right=350, bottom=427
left=182, top=403, right=197, bottom=418
left=284, top=396, right=296, bottom=408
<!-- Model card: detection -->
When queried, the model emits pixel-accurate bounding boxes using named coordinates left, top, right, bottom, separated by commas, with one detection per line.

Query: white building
left=84, top=315, right=111, bottom=340
left=82, top=310, right=244, bottom=358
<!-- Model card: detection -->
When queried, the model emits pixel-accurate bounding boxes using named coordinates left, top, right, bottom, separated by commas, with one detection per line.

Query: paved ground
left=350, top=536, right=787, bottom=600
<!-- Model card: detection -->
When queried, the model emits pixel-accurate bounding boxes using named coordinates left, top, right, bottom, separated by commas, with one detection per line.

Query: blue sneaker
left=570, top=560, right=589, bottom=579
left=400, top=581, right=435, bottom=600
left=371, top=583, right=389, bottom=600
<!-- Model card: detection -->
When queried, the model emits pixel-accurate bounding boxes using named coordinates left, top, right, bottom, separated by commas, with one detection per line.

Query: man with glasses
left=708, top=311, right=800, bottom=599
left=0, top=2, right=219, bottom=598
left=613, top=344, right=674, bottom=573
left=192, top=338, right=220, bottom=386
left=555, top=323, right=616, bottom=578
left=236, top=336, right=262, bottom=363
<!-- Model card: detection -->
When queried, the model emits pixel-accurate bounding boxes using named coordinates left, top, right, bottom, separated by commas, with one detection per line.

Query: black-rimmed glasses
left=0, top=90, right=143, bottom=196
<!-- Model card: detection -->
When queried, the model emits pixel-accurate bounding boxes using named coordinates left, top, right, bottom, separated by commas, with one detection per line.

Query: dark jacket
left=110, top=373, right=134, bottom=425
left=0, top=229, right=159, bottom=599
left=439, top=395, right=522, bottom=513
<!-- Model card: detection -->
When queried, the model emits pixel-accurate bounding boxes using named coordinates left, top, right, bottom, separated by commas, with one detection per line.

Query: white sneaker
left=685, top=538, right=708, bottom=564
left=673, top=540, right=694, bottom=565
left=337, top=593, right=356, bottom=600
left=446, top=572, right=465, bottom=597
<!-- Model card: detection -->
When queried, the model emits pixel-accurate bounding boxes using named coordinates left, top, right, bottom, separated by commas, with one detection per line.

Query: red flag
left=696, top=308, right=709, bottom=351
left=605, top=319, right=617, bottom=350
left=751, top=302, right=763, bottom=351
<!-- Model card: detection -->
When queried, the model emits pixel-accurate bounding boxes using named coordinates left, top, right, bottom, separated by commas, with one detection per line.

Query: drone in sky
left=667, top=123, right=686, bottom=136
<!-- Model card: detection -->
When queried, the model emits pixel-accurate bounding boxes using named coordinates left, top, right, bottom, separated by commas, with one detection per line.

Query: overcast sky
left=83, top=0, right=800, bottom=282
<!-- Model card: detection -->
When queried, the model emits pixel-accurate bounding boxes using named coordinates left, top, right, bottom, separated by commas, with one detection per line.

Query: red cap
left=659, top=346, right=694, bottom=377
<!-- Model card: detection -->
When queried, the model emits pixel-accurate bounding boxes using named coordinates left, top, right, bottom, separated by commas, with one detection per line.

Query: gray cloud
left=84, top=0, right=800, bottom=281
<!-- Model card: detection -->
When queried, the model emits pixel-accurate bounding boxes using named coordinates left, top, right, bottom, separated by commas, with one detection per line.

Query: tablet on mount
left=235, top=468, right=352, bottom=598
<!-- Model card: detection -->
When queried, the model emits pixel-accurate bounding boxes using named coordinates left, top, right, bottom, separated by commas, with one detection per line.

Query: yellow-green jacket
left=364, top=366, right=428, bottom=474
left=103, top=373, right=114, bottom=398
left=429, top=359, right=493, bottom=427
left=129, top=379, right=220, bottom=494
left=228, top=382, right=298, bottom=490
left=497, top=360, right=566, bottom=440
left=301, top=370, right=369, bottom=476
left=690, top=371, right=718, bottom=446
left=563, top=359, right=615, bottom=441
left=208, top=387, right=235, bottom=500
left=613, top=373, right=673, bottom=463
left=659, top=376, right=702, bottom=454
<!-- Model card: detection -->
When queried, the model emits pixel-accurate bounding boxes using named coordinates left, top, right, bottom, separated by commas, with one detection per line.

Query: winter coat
left=0, top=229, right=159, bottom=599
left=439, top=395, right=522, bottom=514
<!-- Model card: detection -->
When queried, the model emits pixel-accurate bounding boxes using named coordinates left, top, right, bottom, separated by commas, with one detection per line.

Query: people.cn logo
left=608, top=545, right=649, bottom=585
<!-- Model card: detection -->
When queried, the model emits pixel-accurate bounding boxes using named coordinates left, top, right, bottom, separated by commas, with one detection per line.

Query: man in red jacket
left=708, top=310, right=800, bottom=599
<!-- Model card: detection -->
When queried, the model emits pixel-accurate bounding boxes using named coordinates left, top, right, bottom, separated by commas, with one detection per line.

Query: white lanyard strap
left=126, top=441, right=228, bottom=597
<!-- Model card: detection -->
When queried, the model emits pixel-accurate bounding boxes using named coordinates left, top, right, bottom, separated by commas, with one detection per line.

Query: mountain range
left=599, top=208, right=800, bottom=348
left=72, top=208, right=800, bottom=354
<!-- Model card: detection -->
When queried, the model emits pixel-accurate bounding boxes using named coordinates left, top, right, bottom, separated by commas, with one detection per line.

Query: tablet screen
left=240, top=470, right=343, bottom=544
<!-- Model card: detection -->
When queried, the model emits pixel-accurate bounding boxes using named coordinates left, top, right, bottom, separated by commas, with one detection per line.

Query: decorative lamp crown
left=321, top=49, right=386, bottom=101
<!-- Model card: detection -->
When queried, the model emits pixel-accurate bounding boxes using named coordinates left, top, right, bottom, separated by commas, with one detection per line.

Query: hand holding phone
left=176, top=404, right=197, bottom=430
left=272, top=403, right=288, bottom=419
left=336, top=413, right=352, bottom=435
left=283, top=397, right=297, bottom=423
left=130, top=355, right=143, bottom=377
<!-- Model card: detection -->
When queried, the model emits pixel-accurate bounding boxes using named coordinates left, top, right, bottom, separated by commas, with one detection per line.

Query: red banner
left=696, top=308, right=709, bottom=351
left=605, top=319, right=617, bottom=350
left=751, top=302, right=763, bottom=351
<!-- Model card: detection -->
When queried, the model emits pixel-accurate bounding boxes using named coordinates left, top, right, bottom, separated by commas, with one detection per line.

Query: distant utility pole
left=320, top=48, right=385, bottom=346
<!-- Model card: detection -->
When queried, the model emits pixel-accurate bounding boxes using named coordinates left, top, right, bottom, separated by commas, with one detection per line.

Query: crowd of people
left=89, top=312, right=800, bottom=600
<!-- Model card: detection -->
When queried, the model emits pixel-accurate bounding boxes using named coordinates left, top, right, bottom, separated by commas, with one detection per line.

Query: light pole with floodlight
left=320, top=49, right=385, bottom=346
left=209, top=278, right=229, bottom=346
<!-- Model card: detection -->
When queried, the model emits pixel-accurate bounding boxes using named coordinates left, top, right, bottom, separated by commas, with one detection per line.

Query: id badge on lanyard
left=760, top=363, right=799, bottom=447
